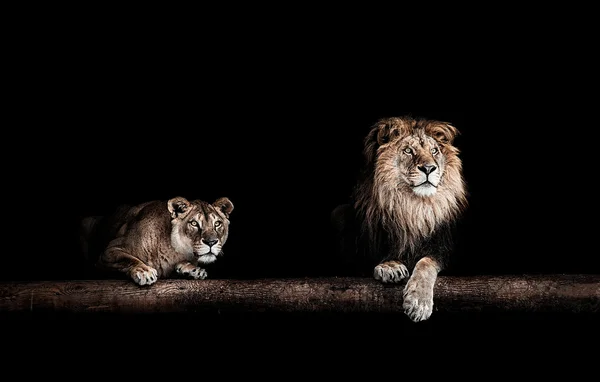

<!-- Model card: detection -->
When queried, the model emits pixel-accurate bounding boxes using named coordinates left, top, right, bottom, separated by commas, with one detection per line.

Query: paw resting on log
left=176, top=263, right=208, bottom=280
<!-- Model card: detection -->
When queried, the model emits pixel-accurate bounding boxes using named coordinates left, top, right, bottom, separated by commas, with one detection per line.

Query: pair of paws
left=129, top=263, right=207, bottom=286
left=374, top=261, right=433, bottom=323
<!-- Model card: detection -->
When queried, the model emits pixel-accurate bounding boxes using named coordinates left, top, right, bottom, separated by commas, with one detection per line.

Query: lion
left=331, top=116, right=468, bottom=322
left=79, top=196, right=234, bottom=286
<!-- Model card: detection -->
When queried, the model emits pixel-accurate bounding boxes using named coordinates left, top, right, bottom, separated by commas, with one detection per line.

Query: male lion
left=80, top=196, right=234, bottom=286
left=332, top=116, right=468, bottom=322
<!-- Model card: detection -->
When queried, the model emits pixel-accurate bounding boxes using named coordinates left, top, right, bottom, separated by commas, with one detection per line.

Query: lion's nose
left=203, top=238, right=218, bottom=247
left=418, top=164, right=436, bottom=175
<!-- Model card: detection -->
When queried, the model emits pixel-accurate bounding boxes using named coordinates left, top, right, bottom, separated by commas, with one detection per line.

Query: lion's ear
left=213, top=197, right=234, bottom=218
left=375, top=123, right=397, bottom=145
left=373, top=118, right=406, bottom=145
left=364, top=119, right=401, bottom=165
left=167, top=197, right=192, bottom=219
left=364, top=121, right=387, bottom=164
left=376, top=126, right=390, bottom=145
left=428, top=123, right=459, bottom=145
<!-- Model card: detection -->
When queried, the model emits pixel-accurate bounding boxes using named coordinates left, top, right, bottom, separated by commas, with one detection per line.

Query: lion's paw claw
left=374, top=262, right=409, bottom=283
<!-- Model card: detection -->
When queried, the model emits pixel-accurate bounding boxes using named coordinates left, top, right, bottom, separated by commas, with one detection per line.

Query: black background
left=1, top=11, right=599, bottom=372
left=3, top=11, right=596, bottom=281
left=4, top=85, right=597, bottom=280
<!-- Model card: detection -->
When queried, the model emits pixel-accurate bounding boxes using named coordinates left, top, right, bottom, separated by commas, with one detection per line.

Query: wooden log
left=0, top=275, right=598, bottom=315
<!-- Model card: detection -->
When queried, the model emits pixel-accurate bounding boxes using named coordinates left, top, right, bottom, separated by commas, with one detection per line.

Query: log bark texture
left=0, top=275, right=598, bottom=315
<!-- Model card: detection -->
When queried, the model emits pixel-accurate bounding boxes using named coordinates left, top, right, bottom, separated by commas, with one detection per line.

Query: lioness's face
left=171, top=201, right=231, bottom=264
left=378, top=132, right=446, bottom=197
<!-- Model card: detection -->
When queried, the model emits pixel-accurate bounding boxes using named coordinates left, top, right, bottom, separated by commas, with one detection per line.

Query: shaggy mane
left=353, top=116, right=468, bottom=261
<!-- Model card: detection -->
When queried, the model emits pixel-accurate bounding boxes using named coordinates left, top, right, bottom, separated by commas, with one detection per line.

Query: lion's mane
left=352, top=116, right=468, bottom=268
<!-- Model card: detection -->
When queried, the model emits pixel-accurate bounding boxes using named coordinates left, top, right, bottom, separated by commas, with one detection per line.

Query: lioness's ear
left=427, top=123, right=459, bottom=145
left=213, top=197, right=234, bottom=218
left=167, top=197, right=192, bottom=219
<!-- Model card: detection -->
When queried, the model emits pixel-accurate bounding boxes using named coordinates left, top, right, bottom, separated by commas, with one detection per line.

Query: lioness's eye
left=214, top=221, right=222, bottom=228
left=403, top=148, right=412, bottom=155
left=431, top=147, right=439, bottom=155
left=190, top=221, right=198, bottom=227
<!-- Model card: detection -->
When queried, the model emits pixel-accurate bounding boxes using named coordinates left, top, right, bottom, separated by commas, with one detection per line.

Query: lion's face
left=378, top=131, right=446, bottom=198
left=169, top=197, right=234, bottom=265
left=364, top=116, right=463, bottom=201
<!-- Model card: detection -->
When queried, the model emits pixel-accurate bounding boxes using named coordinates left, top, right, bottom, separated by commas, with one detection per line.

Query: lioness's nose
left=203, top=238, right=218, bottom=247
left=418, top=164, right=436, bottom=175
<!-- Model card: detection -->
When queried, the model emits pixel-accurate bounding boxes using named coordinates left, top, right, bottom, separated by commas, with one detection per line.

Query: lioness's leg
left=402, top=256, right=441, bottom=322
left=175, top=262, right=207, bottom=280
left=374, top=260, right=409, bottom=283
left=98, top=248, right=158, bottom=286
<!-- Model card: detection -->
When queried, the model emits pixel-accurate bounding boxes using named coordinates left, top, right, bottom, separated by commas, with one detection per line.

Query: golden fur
left=332, top=116, right=468, bottom=322
left=80, top=196, right=234, bottom=286
left=355, top=116, right=467, bottom=258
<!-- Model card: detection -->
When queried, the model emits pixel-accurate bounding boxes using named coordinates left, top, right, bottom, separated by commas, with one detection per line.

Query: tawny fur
left=80, top=196, right=234, bottom=286
left=353, top=116, right=467, bottom=263
left=332, top=115, right=468, bottom=322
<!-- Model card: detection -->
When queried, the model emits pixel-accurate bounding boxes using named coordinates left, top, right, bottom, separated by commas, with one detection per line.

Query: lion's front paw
left=175, top=263, right=208, bottom=280
left=402, top=279, right=434, bottom=322
left=130, top=266, right=158, bottom=286
left=188, top=267, right=207, bottom=280
left=374, top=261, right=409, bottom=283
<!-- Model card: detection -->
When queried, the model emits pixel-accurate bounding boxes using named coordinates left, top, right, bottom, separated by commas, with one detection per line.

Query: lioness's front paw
left=374, top=261, right=409, bottom=283
left=402, top=279, right=434, bottom=322
left=175, top=263, right=207, bottom=280
left=130, top=266, right=158, bottom=286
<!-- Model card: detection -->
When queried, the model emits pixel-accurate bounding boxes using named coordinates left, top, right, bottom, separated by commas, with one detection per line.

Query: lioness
left=80, top=196, right=234, bottom=286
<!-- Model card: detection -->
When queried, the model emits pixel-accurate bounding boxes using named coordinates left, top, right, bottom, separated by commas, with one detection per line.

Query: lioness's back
left=80, top=201, right=158, bottom=273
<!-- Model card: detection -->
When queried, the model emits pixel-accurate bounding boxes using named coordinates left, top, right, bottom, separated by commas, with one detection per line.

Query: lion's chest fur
left=379, top=190, right=456, bottom=238
left=355, top=181, right=462, bottom=266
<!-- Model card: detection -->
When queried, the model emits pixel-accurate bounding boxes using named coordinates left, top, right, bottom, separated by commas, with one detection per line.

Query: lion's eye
left=403, top=148, right=413, bottom=155
left=190, top=221, right=198, bottom=227
left=214, top=221, right=222, bottom=228
left=431, top=147, right=439, bottom=155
